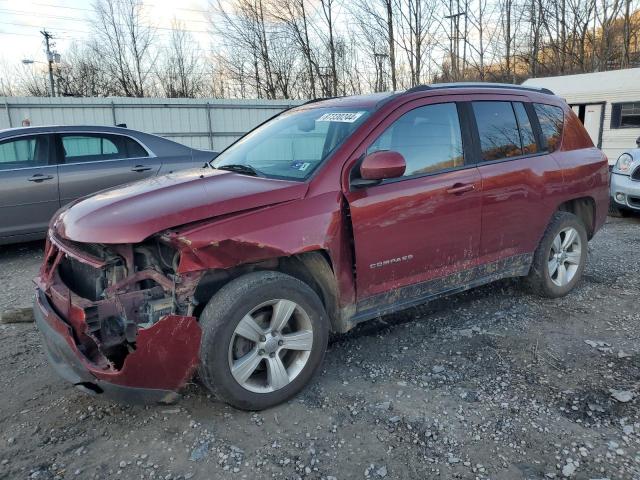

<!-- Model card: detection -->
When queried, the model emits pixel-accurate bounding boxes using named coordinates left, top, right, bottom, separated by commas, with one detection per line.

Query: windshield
left=212, top=107, right=371, bottom=181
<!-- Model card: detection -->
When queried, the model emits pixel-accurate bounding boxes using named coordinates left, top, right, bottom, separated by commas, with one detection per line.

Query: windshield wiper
left=216, top=164, right=261, bottom=177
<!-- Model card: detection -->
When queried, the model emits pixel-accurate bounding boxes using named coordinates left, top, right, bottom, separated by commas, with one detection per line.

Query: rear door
left=56, top=132, right=161, bottom=205
left=469, top=97, right=564, bottom=262
left=0, top=134, right=59, bottom=239
left=344, top=99, right=482, bottom=303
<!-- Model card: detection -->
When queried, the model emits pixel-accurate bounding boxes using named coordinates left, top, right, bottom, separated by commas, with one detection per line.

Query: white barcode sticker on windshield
left=316, top=111, right=365, bottom=123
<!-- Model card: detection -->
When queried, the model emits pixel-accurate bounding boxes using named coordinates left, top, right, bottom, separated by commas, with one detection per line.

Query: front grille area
left=58, top=256, right=106, bottom=301
left=632, top=166, right=640, bottom=181
left=628, top=196, right=640, bottom=208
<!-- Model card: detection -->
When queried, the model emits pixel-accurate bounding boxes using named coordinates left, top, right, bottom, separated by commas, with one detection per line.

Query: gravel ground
left=0, top=216, right=639, bottom=480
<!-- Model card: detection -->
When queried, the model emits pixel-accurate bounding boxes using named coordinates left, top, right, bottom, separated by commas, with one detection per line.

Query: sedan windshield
left=212, top=107, right=371, bottom=181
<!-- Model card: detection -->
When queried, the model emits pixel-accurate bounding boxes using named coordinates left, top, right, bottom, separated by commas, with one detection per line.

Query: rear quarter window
left=534, top=104, right=564, bottom=152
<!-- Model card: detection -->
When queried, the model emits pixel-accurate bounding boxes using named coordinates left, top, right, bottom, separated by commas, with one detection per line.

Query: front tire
left=608, top=198, right=627, bottom=218
left=526, top=211, right=588, bottom=298
left=198, top=271, right=329, bottom=410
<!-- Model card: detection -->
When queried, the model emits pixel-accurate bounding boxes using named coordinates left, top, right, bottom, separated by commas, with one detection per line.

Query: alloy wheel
left=228, top=299, right=313, bottom=393
left=547, top=227, right=582, bottom=287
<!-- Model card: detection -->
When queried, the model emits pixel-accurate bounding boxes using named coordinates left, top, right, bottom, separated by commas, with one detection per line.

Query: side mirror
left=360, top=150, right=406, bottom=181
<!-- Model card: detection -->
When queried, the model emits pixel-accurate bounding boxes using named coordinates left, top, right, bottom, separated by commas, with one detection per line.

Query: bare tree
left=271, top=0, right=319, bottom=97
left=4, top=0, right=640, bottom=100
left=351, top=0, right=398, bottom=90
left=396, top=0, right=439, bottom=86
left=157, top=21, right=205, bottom=98
left=0, top=58, right=19, bottom=96
left=55, top=42, right=116, bottom=96
left=90, top=0, right=156, bottom=97
left=319, top=0, right=339, bottom=95
left=15, top=64, right=50, bottom=97
left=212, top=0, right=281, bottom=98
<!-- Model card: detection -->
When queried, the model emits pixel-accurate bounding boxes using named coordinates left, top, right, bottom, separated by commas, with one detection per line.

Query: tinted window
left=513, top=102, right=538, bottom=154
left=62, top=134, right=121, bottom=162
left=368, top=103, right=464, bottom=177
left=124, top=137, right=149, bottom=158
left=61, top=134, right=148, bottom=162
left=0, top=135, right=49, bottom=171
left=472, top=101, right=522, bottom=161
left=534, top=103, right=564, bottom=152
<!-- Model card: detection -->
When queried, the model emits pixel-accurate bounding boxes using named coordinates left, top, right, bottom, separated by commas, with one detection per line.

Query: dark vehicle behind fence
left=0, top=125, right=217, bottom=245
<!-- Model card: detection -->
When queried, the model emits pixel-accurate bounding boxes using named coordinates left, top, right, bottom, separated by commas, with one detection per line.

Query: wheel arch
left=192, top=250, right=345, bottom=333
left=556, top=196, right=596, bottom=239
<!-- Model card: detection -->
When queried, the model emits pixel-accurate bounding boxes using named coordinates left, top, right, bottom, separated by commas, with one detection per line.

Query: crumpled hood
left=55, top=168, right=308, bottom=244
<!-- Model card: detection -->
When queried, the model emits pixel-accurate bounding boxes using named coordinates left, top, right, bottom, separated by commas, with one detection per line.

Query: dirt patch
left=0, top=218, right=639, bottom=479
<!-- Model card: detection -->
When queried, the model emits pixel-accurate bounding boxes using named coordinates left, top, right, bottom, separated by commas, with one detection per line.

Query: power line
left=0, top=8, right=211, bottom=34
left=32, top=1, right=212, bottom=22
left=0, top=20, right=91, bottom=35
left=0, top=30, right=48, bottom=38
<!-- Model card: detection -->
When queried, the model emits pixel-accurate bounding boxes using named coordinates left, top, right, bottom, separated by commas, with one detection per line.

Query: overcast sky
left=0, top=0, right=213, bottom=68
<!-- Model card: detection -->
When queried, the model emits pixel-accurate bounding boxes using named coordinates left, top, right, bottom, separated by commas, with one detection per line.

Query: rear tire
left=198, top=271, right=329, bottom=410
left=526, top=211, right=588, bottom=298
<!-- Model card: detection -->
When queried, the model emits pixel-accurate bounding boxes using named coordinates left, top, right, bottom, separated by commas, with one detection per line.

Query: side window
left=0, top=135, right=49, bottom=170
left=533, top=103, right=564, bottom=152
left=123, top=137, right=149, bottom=158
left=367, top=103, right=464, bottom=177
left=61, top=134, right=125, bottom=163
left=513, top=103, right=538, bottom=154
left=472, top=101, right=523, bottom=161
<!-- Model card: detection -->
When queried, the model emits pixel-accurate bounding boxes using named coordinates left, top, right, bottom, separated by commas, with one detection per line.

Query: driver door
left=344, top=100, right=482, bottom=308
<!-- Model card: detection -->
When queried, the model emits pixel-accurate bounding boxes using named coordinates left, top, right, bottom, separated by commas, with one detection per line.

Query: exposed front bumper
left=611, top=173, right=640, bottom=211
left=34, top=288, right=201, bottom=404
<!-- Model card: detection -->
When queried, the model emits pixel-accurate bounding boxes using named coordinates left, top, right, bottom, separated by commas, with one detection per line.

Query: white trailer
left=523, top=68, right=640, bottom=164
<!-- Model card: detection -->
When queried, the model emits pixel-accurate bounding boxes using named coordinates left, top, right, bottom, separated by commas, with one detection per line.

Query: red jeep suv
left=34, top=84, right=609, bottom=409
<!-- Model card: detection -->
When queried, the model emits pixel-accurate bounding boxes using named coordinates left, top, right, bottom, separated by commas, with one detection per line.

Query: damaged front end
left=33, top=232, right=203, bottom=403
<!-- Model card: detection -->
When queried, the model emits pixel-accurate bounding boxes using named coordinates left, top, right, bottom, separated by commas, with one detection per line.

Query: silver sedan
left=610, top=136, right=640, bottom=216
left=0, top=125, right=217, bottom=245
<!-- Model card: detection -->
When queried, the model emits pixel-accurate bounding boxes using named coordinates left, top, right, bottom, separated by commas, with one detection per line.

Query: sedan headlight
left=614, top=153, right=634, bottom=174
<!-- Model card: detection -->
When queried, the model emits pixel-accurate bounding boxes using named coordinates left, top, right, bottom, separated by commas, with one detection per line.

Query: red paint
left=55, top=168, right=308, bottom=244
left=35, top=85, right=609, bottom=400
left=360, top=151, right=406, bottom=180
left=92, top=315, right=201, bottom=389
left=34, top=291, right=201, bottom=390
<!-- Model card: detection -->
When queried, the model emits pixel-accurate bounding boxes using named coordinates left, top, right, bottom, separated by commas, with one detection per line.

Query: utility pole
left=374, top=52, right=388, bottom=92
left=319, top=66, right=332, bottom=97
left=40, top=30, right=56, bottom=97
left=444, top=0, right=467, bottom=81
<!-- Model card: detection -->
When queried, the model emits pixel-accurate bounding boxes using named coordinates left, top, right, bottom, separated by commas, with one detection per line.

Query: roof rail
left=299, top=96, right=338, bottom=106
left=405, top=82, right=555, bottom=96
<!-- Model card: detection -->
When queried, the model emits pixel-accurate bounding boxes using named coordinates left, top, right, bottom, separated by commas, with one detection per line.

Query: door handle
left=27, top=174, right=54, bottom=182
left=446, top=183, right=475, bottom=195
left=131, top=165, right=153, bottom=172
